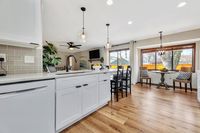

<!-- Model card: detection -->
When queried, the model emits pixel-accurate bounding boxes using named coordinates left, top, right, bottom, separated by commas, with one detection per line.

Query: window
left=173, top=49, right=193, bottom=70
left=141, top=44, right=195, bottom=71
left=142, top=52, right=156, bottom=70
left=109, top=49, right=130, bottom=69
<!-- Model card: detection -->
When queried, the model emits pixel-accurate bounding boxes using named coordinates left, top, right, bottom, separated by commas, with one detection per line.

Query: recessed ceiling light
left=107, top=0, right=113, bottom=6
left=177, top=2, right=187, bottom=8
left=128, top=21, right=133, bottom=25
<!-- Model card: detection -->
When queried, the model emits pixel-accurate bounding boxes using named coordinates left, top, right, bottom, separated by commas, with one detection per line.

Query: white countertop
left=0, top=69, right=115, bottom=85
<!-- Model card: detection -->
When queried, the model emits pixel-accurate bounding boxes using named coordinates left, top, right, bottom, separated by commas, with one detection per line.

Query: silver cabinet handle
left=0, top=86, right=47, bottom=98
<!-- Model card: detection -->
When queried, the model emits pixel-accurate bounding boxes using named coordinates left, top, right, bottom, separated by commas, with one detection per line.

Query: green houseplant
left=43, top=41, right=61, bottom=71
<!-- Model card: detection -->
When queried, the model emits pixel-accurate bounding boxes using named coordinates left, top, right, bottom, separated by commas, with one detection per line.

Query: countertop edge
left=0, top=70, right=115, bottom=85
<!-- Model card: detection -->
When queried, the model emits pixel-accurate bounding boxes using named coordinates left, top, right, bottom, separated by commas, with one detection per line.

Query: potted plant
left=43, top=41, right=61, bottom=71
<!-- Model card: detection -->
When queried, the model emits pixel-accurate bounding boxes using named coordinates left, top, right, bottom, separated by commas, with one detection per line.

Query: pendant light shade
left=158, top=31, right=165, bottom=56
left=81, top=7, right=86, bottom=42
left=105, top=23, right=111, bottom=49
left=107, top=0, right=114, bottom=6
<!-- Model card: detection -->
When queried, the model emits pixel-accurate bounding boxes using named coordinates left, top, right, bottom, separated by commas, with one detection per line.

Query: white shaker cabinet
left=98, top=73, right=111, bottom=106
left=82, top=80, right=99, bottom=116
left=56, top=76, right=83, bottom=132
left=56, top=73, right=110, bottom=133
left=56, top=85, right=82, bottom=131
left=0, top=0, right=42, bottom=46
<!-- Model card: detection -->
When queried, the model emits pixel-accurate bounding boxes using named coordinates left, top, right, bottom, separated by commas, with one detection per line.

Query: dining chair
left=110, top=66, right=124, bottom=102
left=173, top=67, right=192, bottom=92
left=121, top=66, right=132, bottom=97
left=140, top=66, right=151, bottom=86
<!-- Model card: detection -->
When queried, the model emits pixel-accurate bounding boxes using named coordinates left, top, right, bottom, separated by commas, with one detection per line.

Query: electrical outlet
left=0, top=54, right=6, bottom=62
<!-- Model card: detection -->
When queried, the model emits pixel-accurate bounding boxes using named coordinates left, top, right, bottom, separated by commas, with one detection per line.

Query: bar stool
left=110, top=66, right=123, bottom=102
left=121, top=66, right=132, bottom=97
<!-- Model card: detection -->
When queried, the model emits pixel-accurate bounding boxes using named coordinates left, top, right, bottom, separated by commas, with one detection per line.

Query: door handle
left=83, top=84, right=89, bottom=86
left=103, top=80, right=108, bottom=82
left=75, top=85, right=82, bottom=88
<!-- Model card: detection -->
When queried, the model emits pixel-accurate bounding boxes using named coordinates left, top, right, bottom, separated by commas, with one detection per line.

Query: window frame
left=141, top=43, right=196, bottom=72
left=109, top=48, right=130, bottom=68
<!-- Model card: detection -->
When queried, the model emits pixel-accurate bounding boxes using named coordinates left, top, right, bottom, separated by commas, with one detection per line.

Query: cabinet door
left=99, top=80, right=111, bottom=105
left=56, top=86, right=82, bottom=131
left=0, top=0, right=42, bottom=44
left=82, top=82, right=99, bottom=115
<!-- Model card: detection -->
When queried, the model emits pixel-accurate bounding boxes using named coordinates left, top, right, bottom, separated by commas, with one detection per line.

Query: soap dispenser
left=0, top=57, right=7, bottom=76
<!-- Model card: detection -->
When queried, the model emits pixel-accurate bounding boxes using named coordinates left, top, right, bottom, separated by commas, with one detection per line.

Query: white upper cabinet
left=0, top=0, right=42, bottom=47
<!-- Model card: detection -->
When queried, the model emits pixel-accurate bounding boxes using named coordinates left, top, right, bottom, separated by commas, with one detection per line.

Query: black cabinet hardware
left=76, top=85, right=82, bottom=88
left=83, top=84, right=88, bottom=86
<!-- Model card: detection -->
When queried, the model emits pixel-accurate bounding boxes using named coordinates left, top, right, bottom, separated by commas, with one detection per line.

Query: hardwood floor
left=62, top=84, right=200, bottom=133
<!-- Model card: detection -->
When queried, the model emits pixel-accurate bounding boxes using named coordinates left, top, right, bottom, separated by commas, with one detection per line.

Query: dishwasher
left=0, top=80, right=55, bottom=133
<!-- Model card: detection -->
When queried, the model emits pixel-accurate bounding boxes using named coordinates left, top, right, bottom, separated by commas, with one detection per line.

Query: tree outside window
left=141, top=44, right=195, bottom=71
left=109, top=49, right=130, bottom=69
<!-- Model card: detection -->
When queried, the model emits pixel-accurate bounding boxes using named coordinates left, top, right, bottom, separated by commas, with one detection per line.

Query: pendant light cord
left=82, top=10, right=85, bottom=33
left=106, top=24, right=110, bottom=44
left=159, top=31, right=163, bottom=48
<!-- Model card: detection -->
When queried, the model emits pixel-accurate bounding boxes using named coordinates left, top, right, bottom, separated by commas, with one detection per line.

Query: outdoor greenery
left=142, top=48, right=193, bottom=71
left=159, top=51, right=182, bottom=70
left=43, top=41, right=61, bottom=71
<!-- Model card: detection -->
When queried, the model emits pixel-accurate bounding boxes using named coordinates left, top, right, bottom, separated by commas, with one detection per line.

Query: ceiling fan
left=60, top=42, right=82, bottom=50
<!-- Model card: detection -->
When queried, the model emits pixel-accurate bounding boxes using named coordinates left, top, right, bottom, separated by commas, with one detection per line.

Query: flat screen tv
left=89, top=49, right=100, bottom=59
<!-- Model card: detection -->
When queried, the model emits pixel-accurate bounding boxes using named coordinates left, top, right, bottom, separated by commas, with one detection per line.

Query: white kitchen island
left=0, top=70, right=112, bottom=133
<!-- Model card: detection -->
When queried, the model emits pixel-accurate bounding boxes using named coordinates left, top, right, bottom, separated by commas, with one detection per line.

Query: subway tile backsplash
left=0, top=44, right=42, bottom=74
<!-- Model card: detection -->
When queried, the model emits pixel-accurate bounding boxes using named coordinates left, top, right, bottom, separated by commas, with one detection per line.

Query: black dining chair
left=121, top=66, right=132, bottom=97
left=110, top=66, right=124, bottom=102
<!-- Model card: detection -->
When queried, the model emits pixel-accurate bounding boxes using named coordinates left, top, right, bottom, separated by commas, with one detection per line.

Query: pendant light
left=81, top=7, right=86, bottom=42
left=107, top=0, right=114, bottom=6
left=105, top=23, right=111, bottom=49
left=158, top=31, right=165, bottom=56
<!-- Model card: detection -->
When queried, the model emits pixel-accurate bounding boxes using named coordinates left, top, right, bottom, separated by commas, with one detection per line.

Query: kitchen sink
left=55, top=70, right=92, bottom=75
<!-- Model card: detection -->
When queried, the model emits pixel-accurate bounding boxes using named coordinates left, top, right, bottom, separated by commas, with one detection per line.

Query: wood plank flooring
left=61, top=84, right=200, bottom=133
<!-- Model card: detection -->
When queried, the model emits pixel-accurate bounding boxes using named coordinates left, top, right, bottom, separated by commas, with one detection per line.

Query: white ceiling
left=42, top=0, right=200, bottom=52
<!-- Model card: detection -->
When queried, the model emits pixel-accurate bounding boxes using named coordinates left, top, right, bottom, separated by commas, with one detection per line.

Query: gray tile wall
left=0, top=44, right=42, bottom=74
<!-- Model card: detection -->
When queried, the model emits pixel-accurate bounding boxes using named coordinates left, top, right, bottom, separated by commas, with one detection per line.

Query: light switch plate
left=24, top=56, right=35, bottom=64
left=0, top=53, right=6, bottom=62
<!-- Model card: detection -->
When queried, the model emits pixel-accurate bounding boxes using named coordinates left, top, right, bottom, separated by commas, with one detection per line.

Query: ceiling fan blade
left=74, top=45, right=82, bottom=47
left=74, top=46, right=80, bottom=49
left=67, top=42, right=74, bottom=45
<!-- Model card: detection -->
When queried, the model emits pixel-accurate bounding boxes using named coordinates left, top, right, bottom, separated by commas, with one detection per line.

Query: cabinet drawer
left=99, top=73, right=111, bottom=82
left=56, top=75, right=98, bottom=90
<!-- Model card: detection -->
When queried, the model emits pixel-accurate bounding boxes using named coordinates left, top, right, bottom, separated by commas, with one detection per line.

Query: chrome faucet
left=66, top=55, right=77, bottom=72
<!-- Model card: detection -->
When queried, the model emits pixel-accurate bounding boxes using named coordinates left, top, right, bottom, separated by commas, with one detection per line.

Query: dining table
left=152, top=70, right=174, bottom=90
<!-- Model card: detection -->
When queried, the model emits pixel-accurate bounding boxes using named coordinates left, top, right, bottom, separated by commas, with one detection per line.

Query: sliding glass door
left=109, top=49, right=130, bottom=69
